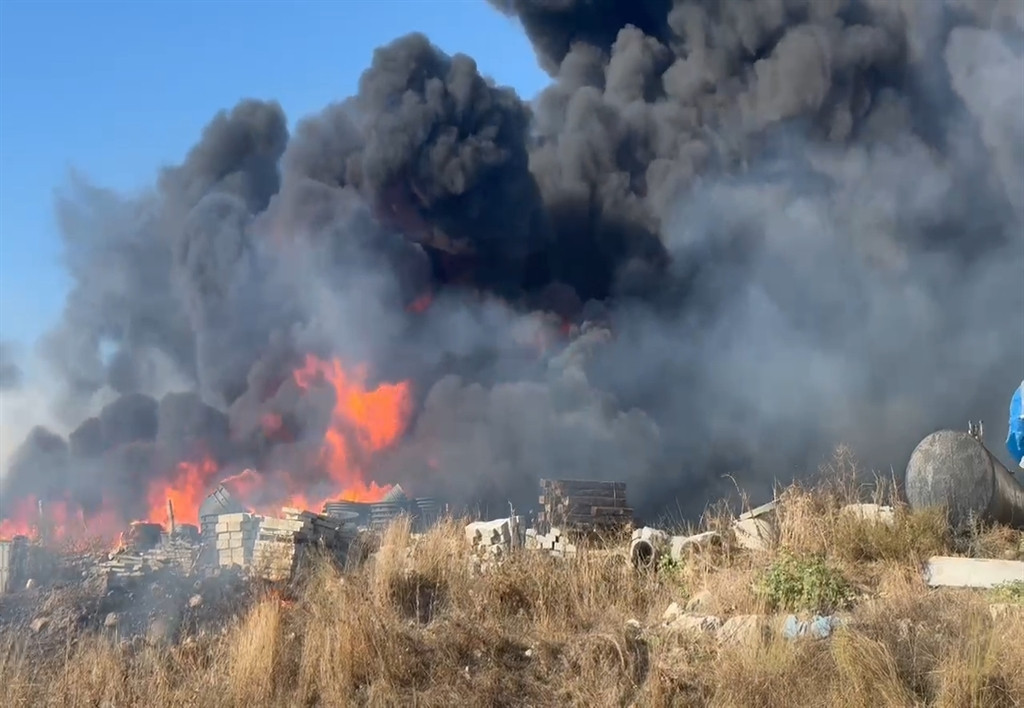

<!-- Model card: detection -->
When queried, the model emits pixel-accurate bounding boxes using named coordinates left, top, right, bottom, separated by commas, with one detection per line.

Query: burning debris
left=1, top=3, right=1023, bottom=576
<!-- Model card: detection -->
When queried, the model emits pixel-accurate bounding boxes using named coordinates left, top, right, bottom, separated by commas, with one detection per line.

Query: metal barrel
left=323, top=501, right=367, bottom=526
left=198, top=484, right=244, bottom=521
left=905, top=429, right=1024, bottom=529
left=412, top=497, right=439, bottom=530
left=369, top=500, right=407, bottom=530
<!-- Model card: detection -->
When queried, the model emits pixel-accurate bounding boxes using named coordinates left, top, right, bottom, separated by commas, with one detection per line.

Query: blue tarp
left=1008, top=380, right=1024, bottom=468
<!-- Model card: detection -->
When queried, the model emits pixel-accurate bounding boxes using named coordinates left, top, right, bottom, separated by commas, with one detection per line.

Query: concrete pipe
left=905, top=429, right=1024, bottom=529
left=629, top=527, right=669, bottom=570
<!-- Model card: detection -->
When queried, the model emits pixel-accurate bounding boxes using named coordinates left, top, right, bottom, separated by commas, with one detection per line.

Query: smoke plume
left=0, top=342, right=22, bottom=391
left=2, top=0, right=1022, bottom=534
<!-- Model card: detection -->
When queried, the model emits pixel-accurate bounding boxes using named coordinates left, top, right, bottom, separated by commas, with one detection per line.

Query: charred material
left=905, top=429, right=1024, bottom=529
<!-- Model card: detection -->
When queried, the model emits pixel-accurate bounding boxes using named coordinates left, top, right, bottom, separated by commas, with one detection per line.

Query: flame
left=292, top=354, right=411, bottom=503
left=147, top=454, right=221, bottom=527
left=1, top=355, right=411, bottom=544
left=0, top=497, right=37, bottom=540
left=0, top=496, right=111, bottom=544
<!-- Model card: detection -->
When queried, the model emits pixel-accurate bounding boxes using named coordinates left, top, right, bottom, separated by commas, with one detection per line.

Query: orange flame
left=293, top=354, right=411, bottom=503
left=0, top=355, right=411, bottom=544
left=147, top=454, right=221, bottom=527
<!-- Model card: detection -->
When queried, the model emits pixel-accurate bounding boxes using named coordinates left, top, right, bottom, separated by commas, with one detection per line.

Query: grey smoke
left=3, top=0, right=1023, bottom=525
left=0, top=341, right=22, bottom=391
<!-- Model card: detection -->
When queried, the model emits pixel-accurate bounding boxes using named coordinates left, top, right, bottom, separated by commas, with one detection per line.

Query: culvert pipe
left=905, top=429, right=1024, bottom=529
left=629, top=527, right=668, bottom=570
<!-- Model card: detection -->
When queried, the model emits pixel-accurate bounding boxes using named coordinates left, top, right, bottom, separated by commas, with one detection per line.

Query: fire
left=293, top=354, right=411, bottom=503
left=261, top=412, right=293, bottom=442
left=147, top=454, right=221, bottom=527
left=0, top=497, right=36, bottom=540
left=0, top=354, right=411, bottom=544
left=0, top=496, right=105, bottom=543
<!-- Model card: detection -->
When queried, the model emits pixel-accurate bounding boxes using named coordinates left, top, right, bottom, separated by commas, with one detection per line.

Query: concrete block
left=717, top=615, right=771, bottom=647
left=738, top=501, right=777, bottom=521
left=465, top=519, right=511, bottom=545
left=662, top=602, right=684, bottom=622
left=215, top=521, right=247, bottom=533
left=663, top=613, right=722, bottom=636
left=841, top=503, right=896, bottom=527
left=733, top=517, right=776, bottom=552
left=260, top=518, right=307, bottom=532
left=924, top=556, right=1024, bottom=589
left=215, top=512, right=251, bottom=524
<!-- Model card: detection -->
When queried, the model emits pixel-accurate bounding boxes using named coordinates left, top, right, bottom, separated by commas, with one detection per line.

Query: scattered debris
left=781, top=614, right=842, bottom=640
left=663, top=613, right=722, bottom=636
left=717, top=614, right=770, bottom=647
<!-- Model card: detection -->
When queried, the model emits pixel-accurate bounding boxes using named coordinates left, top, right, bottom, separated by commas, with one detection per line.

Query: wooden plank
left=560, top=510, right=633, bottom=522
left=554, top=496, right=629, bottom=508
left=546, top=480, right=626, bottom=491
left=592, top=507, right=634, bottom=516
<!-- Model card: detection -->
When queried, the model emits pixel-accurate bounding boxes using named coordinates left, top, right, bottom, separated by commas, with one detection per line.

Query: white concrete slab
left=924, top=556, right=1024, bottom=589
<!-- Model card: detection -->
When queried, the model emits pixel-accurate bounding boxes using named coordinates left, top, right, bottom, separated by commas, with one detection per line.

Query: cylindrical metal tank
left=412, top=497, right=440, bottom=530
left=905, top=429, right=1024, bottom=529
left=322, top=501, right=367, bottom=526
left=369, top=501, right=407, bottom=530
left=198, top=485, right=244, bottom=521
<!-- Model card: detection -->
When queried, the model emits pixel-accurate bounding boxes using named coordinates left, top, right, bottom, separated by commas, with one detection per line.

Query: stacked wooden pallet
left=537, top=479, right=632, bottom=536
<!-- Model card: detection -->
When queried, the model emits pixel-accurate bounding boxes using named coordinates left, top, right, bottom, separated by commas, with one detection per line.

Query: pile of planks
left=538, top=479, right=633, bottom=536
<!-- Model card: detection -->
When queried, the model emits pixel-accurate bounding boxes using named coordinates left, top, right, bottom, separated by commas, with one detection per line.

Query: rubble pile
left=97, top=537, right=199, bottom=582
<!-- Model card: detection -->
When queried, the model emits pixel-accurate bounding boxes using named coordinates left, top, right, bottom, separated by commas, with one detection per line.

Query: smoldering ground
left=2, top=0, right=1022, bottom=525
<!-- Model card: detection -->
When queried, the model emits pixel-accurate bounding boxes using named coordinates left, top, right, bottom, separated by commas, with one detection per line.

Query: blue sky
left=0, top=0, right=548, bottom=354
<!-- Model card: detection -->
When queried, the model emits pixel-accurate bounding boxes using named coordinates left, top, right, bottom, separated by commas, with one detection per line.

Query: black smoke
left=3, top=0, right=1023, bottom=526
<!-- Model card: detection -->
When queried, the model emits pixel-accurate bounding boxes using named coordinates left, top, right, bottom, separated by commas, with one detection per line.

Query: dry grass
left=2, top=452, right=1023, bottom=707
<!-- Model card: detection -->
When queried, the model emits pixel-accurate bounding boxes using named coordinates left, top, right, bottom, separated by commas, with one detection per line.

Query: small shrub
left=990, top=580, right=1024, bottom=604
left=755, top=553, right=854, bottom=614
